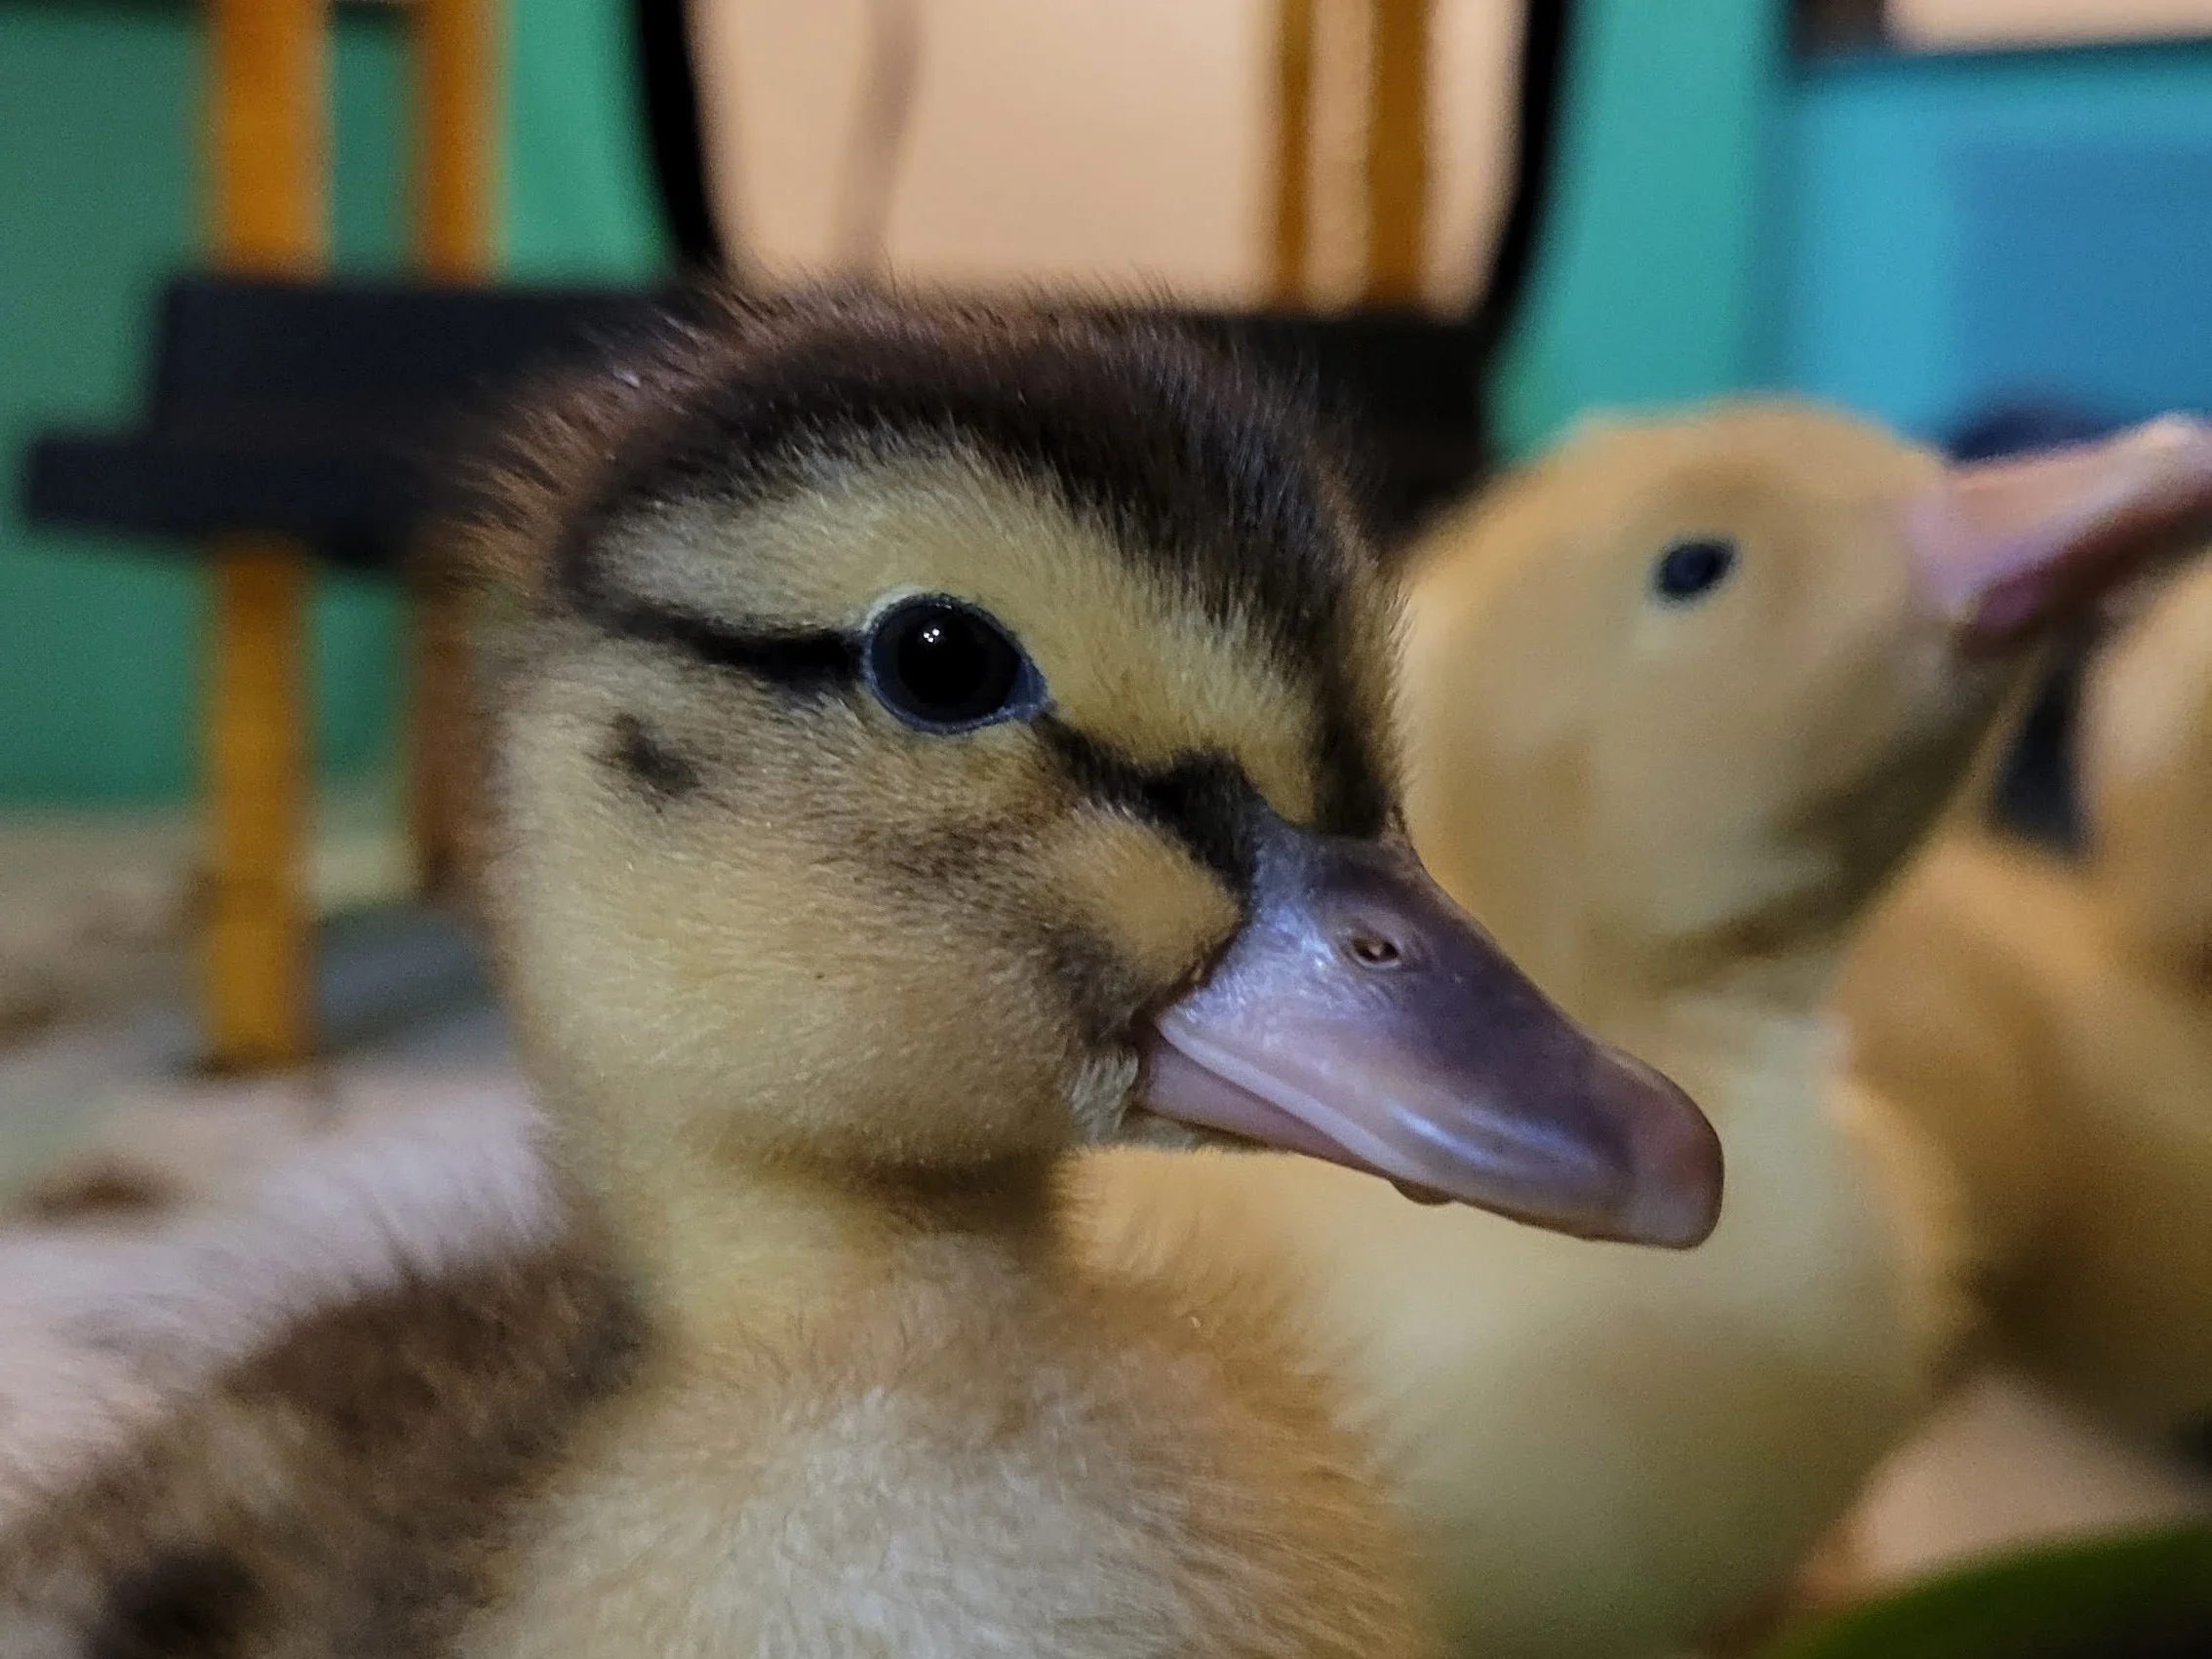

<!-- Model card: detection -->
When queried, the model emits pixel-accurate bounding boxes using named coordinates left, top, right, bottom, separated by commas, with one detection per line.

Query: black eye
left=1652, top=537, right=1736, bottom=603
left=862, top=596, right=1044, bottom=732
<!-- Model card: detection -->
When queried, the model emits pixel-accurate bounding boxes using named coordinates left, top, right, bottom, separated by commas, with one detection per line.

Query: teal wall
left=1, top=8, right=406, bottom=804
left=1, top=0, right=1777, bottom=803
left=1490, top=0, right=1787, bottom=456
left=1777, top=41, right=2212, bottom=441
left=36, top=4, right=2207, bottom=804
left=1489, top=11, right=2212, bottom=457
left=503, top=0, right=669, bottom=283
left=0, top=0, right=666, bottom=806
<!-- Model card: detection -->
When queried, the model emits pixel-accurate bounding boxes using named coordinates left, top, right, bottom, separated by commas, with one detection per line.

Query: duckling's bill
left=1139, top=811, right=1724, bottom=1248
left=1911, top=415, right=2212, bottom=651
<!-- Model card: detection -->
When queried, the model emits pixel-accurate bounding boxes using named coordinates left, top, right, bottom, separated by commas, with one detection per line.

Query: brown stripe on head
left=461, top=287, right=1400, bottom=837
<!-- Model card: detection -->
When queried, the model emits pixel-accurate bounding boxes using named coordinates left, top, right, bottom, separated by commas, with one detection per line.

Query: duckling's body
left=0, top=293, right=1718, bottom=1656
left=1843, top=549, right=2212, bottom=1450
left=1083, top=938, right=1935, bottom=1659
left=2, top=1170, right=1425, bottom=1659
left=466, top=1187, right=1417, bottom=1658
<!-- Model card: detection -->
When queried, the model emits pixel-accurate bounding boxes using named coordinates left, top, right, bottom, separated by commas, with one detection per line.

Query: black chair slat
left=28, top=429, right=427, bottom=568
left=24, top=274, right=1497, bottom=571
left=145, top=277, right=674, bottom=420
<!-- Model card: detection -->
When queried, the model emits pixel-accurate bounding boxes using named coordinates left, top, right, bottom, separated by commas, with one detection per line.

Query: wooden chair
left=22, top=0, right=1575, bottom=1071
left=22, top=0, right=514, bottom=1069
left=643, top=0, right=1572, bottom=544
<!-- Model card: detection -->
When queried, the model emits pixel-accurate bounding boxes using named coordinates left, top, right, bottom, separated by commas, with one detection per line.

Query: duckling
left=1840, top=544, right=2212, bottom=1455
left=1078, top=403, right=2212, bottom=1658
left=0, top=291, right=1723, bottom=1657
left=2079, top=544, right=2212, bottom=987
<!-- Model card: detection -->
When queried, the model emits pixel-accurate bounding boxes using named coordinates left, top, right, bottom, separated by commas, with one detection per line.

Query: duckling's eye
left=1651, top=537, right=1736, bottom=603
left=863, top=596, right=1044, bottom=733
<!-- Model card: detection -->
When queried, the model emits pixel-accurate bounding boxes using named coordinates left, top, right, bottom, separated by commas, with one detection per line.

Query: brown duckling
left=0, top=292, right=1718, bottom=1657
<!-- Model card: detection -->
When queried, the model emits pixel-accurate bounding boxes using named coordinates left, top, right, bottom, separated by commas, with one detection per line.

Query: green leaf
left=1753, top=1524, right=2212, bottom=1659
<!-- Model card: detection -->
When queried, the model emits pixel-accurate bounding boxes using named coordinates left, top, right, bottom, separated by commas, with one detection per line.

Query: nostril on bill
left=1339, top=930, right=1404, bottom=968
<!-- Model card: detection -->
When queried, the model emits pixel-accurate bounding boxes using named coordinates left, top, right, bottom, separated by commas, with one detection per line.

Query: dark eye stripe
left=580, top=592, right=859, bottom=691
left=573, top=586, right=1287, bottom=893
left=1040, top=721, right=1259, bottom=892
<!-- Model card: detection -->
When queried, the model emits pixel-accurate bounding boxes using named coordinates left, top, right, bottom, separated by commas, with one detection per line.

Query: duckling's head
left=1400, top=403, right=2212, bottom=1003
left=467, top=292, right=1722, bottom=1259
left=2080, top=545, right=2212, bottom=975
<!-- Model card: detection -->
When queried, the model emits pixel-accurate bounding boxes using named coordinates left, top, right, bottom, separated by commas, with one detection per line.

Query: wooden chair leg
left=415, top=0, right=498, bottom=281
left=1363, top=0, right=1431, bottom=306
left=406, top=0, right=497, bottom=906
left=204, top=0, right=326, bottom=1070
left=1272, top=0, right=1316, bottom=304
left=204, top=542, right=312, bottom=1068
left=405, top=556, right=472, bottom=902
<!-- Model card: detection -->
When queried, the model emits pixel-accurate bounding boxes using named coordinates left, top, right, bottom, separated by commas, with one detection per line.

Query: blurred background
left=16, top=0, right=2212, bottom=814
left=4, top=0, right=2212, bottom=1648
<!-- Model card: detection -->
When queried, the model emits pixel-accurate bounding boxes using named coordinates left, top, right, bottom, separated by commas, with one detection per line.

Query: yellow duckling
left=1080, top=403, right=2212, bottom=1657
left=0, top=292, right=1720, bottom=1657
left=1841, top=543, right=2212, bottom=1456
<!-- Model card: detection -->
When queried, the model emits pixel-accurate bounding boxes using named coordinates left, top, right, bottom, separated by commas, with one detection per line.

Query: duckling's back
left=0, top=1229, right=642, bottom=1658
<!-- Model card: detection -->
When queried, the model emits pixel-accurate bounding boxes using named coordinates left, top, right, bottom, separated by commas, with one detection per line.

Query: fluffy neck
left=1592, top=898, right=1863, bottom=1028
left=546, top=1095, right=1060, bottom=1344
left=1604, top=969, right=1865, bottom=1248
left=1415, top=755, right=1867, bottom=1030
